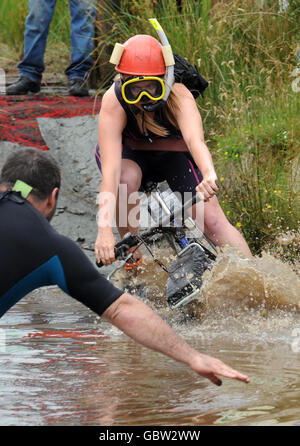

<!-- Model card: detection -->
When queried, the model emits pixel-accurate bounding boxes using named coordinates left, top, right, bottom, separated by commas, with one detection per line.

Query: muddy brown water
left=0, top=248, right=299, bottom=426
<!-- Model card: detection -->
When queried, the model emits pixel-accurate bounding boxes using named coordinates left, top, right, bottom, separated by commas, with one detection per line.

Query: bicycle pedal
left=124, top=256, right=143, bottom=271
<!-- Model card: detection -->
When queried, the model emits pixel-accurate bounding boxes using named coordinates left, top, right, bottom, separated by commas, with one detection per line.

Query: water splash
left=111, top=245, right=300, bottom=319
left=199, top=247, right=300, bottom=311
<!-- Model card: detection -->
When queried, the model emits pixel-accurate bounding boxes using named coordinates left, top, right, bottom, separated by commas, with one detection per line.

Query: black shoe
left=68, top=78, right=89, bottom=97
left=6, top=76, right=41, bottom=95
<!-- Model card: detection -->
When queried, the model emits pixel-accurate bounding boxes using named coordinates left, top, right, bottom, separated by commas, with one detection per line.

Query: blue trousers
left=18, top=0, right=96, bottom=82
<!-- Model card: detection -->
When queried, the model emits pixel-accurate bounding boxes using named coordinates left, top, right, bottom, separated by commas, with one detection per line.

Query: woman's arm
left=95, top=86, right=127, bottom=265
left=173, top=83, right=219, bottom=201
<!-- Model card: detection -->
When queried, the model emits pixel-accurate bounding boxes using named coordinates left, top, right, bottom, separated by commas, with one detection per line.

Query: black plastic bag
left=174, top=53, right=209, bottom=98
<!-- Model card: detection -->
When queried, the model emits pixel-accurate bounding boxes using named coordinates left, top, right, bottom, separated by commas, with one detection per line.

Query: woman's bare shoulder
left=172, top=82, right=195, bottom=99
left=100, top=84, right=126, bottom=116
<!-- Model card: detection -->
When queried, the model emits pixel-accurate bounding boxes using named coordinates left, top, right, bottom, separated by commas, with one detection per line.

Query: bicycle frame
left=97, top=182, right=217, bottom=309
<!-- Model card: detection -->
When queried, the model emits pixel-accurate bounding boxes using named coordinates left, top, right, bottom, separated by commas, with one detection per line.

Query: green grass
left=211, top=84, right=299, bottom=253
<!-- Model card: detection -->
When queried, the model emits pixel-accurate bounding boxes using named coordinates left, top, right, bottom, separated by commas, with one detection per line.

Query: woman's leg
left=95, top=144, right=145, bottom=240
left=198, top=195, right=253, bottom=258
left=161, top=152, right=252, bottom=258
left=116, top=159, right=143, bottom=239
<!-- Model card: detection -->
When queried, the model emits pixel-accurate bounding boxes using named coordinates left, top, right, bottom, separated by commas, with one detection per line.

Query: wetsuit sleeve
left=54, top=233, right=123, bottom=316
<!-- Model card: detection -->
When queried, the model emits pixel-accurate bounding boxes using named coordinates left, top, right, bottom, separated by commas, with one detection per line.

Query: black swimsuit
left=0, top=191, right=123, bottom=319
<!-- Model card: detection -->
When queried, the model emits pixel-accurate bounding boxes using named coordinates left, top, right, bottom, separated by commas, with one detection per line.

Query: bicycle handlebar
left=96, top=194, right=201, bottom=268
left=96, top=233, right=139, bottom=268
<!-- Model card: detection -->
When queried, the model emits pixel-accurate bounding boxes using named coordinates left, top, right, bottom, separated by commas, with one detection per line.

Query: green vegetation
left=1, top=0, right=299, bottom=258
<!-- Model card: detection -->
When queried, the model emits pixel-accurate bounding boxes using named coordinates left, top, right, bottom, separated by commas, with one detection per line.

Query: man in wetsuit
left=0, top=148, right=249, bottom=387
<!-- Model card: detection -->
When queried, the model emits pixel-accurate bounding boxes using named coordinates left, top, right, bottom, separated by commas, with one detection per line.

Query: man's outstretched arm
left=103, top=293, right=249, bottom=386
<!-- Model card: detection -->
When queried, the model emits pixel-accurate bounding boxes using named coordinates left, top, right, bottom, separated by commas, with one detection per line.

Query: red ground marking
left=0, top=95, right=102, bottom=150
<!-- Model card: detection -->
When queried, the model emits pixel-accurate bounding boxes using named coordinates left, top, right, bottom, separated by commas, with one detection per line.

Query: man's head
left=0, top=148, right=61, bottom=221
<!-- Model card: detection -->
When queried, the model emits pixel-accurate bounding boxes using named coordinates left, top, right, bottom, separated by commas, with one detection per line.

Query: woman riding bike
left=95, top=30, right=252, bottom=267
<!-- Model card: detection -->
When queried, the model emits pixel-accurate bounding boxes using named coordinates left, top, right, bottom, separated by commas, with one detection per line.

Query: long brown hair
left=135, top=89, right=181, bottom=137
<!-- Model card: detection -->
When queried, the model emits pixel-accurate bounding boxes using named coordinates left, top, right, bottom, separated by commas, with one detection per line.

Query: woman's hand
left=95, top=227, right=116, bottom=266
left=196, top=172, right=219, bottom=202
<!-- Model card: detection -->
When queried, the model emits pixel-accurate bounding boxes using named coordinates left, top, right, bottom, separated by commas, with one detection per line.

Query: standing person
left=94, top=31, right=253, bottom=267
left=0, top=148, right=249, bottom=387
left=6, top=0, right=96, bottom=96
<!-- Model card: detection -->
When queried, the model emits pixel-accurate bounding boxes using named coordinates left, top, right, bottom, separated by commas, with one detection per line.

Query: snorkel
left=144, top=18, right=175, bottom=112
left=109, top=18, right=175, bottom=112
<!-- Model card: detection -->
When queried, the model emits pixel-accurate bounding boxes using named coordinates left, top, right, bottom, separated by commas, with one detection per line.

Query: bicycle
left=96, top=181, right=217, bottom=310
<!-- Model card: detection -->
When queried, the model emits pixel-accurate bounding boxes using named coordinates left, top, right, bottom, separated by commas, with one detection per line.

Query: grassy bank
left=1, top=0, right=299, bottom=258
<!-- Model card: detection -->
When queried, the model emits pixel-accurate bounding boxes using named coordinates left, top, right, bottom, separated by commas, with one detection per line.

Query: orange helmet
left=116, top=35, right=166, bottom=76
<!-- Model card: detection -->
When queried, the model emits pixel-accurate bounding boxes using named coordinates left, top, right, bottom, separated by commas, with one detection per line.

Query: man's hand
left=103, top=294, right=250, bottom=386
left=189, top=353, right=249, bottom=386
left=95, top=227, right=116, bottom=266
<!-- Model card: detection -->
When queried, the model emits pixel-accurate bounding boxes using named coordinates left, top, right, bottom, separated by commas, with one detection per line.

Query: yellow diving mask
left=121, top=76, right=165, bottom=105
